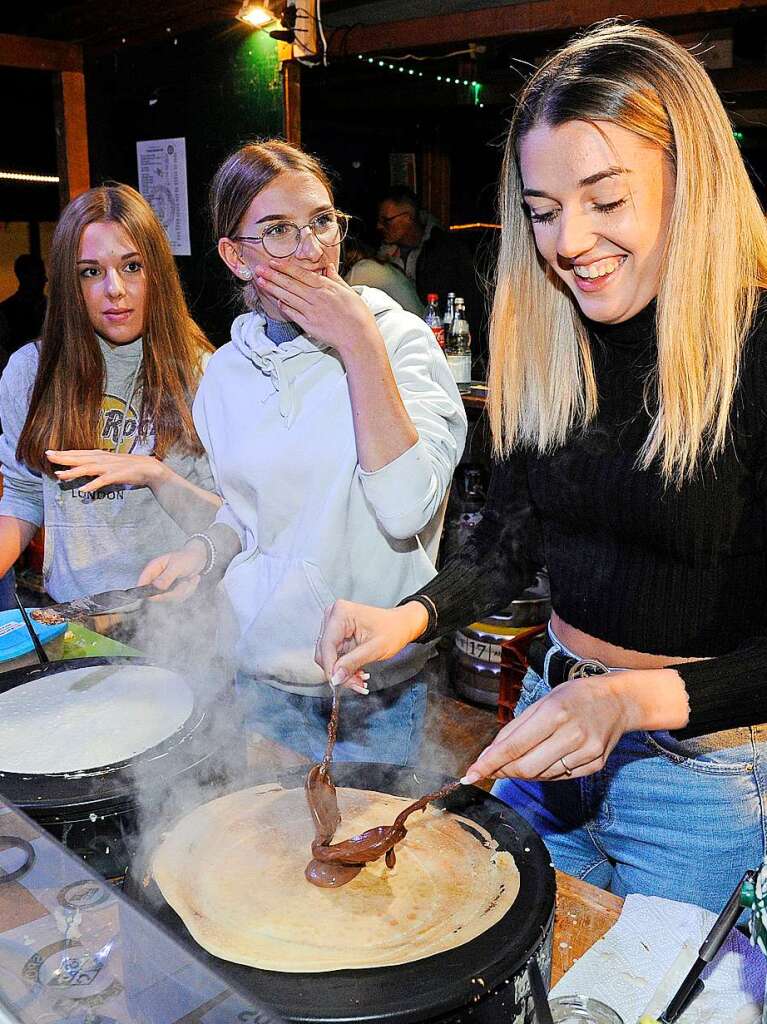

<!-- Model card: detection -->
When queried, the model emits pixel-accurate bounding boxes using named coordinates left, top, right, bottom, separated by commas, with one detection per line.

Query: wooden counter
left=460, top=385, right=488, bottom=412
left=552, top=870, right=623, bottom=985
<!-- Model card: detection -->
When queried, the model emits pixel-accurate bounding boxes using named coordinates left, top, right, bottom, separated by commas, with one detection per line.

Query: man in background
left=0, top=254, right=47, bottom=368
left=376, top=187, right=484, bottom=371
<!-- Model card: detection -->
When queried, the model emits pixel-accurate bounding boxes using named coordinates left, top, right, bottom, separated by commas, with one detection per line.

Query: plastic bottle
left=424, top=293, right=445, bottom=348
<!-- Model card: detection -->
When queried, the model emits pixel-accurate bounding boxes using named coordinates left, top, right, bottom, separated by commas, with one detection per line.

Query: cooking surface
left=0, top=625, right=620, bottom=1022
left=127, top=763, right=556, bottom=1024
left=152, top=782, right=521, bottom=972
left=0, top=662, right=194, bottom=774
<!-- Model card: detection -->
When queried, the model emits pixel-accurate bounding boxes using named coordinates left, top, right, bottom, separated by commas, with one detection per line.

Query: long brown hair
left=489, top=20, right=767, bottom=484
left=18, top=184, right=213, bottom=473
left=210, top=139, right=334, bottom=310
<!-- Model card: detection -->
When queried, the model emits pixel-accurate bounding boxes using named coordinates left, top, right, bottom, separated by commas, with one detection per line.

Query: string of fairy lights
left=355, top=54, right=484, bottom=107
left=0, top=171, right=59, bottom=184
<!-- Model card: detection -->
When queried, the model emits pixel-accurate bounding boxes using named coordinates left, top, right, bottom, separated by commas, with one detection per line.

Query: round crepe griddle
left=0, top=661, right=194, bottom=775
left=0, top=657, right=237, bottom=881
left=125, top=764, right=556, bottom=1024
left=152, top=782, right=521, bottom=972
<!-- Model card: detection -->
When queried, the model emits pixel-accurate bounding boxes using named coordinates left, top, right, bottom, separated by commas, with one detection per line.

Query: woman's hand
left=137, top=539, right=208, bottom=603
left=315, top=599, right=429, bottom=690
left=463, top=666, right=690, bottom=784
left=47, top=449, right=167, bottom=494
left=255, top=263, right=381, bottom=356
left=462, top=674, right=636, bottom=784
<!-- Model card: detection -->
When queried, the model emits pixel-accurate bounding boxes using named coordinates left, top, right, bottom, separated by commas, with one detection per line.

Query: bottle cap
left=427, top=293, right=439, bottom=303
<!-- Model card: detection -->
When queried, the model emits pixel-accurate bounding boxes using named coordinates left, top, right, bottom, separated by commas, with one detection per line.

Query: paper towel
left=550, top=893, right=765, bottom=1023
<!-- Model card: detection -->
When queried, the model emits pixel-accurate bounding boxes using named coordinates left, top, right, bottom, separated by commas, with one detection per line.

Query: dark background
left=2, top=6, right=767, bottom=345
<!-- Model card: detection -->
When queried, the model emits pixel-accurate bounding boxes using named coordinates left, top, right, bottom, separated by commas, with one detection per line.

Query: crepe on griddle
left=151, top=782, right=520, bottom=972
left=0, top=664, right=194, bottom=774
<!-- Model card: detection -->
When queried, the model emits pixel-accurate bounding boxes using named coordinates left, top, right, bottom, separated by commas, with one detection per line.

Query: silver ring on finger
left=559, top=756, right=573, bottom=777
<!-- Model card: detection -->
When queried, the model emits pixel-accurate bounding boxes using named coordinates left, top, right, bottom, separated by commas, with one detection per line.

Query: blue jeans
left=234, top=675, right=428, bottom=766
left=493, top=666, right=767, bottom=914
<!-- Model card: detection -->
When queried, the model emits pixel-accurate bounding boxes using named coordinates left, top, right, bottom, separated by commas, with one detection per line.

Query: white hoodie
left=193, top=286, right=467, bottom=694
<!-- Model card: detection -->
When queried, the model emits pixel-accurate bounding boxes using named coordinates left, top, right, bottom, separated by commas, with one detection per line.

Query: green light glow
left=235, top=30, right=282, bottom=130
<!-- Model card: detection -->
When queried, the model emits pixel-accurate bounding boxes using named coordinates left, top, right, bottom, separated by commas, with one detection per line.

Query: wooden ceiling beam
left=0, top=33, right=82, bottom=72
left=328, top=0, right=767, bottom=55
left=81, top=7, right=245, bottom=54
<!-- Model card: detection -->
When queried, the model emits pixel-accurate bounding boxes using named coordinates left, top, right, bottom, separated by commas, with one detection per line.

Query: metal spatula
left=32, top=584, right=161, bottom=622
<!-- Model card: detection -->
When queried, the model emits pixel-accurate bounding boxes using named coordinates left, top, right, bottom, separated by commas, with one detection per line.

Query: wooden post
left=53, top=70, right=90, bottom=207
left=282, top=59, right=301, bottom=146
left=421, top=145, right=451, bottom=227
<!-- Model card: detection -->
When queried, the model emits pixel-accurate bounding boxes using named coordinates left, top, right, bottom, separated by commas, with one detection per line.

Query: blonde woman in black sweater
left=316, top=21, right=767, bottom=912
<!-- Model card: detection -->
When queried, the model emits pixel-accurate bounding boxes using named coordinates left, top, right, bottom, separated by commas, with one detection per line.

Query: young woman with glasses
left=140, top=139, right=467, bottom=764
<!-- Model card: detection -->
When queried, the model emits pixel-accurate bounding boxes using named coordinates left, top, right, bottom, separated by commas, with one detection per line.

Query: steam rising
left=122, top=588, right=491, bottom=897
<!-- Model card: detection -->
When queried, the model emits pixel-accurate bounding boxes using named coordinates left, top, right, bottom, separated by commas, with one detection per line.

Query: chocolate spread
left=304, top=686, right=461, bottom=887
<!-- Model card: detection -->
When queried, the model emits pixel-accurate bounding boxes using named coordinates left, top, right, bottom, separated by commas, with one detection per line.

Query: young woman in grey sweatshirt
left=140, top=141, right=467, bottom=765
left=0, top=185, right=219, bottom=603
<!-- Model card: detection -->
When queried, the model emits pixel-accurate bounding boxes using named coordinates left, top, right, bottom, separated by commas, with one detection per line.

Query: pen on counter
left=658, top=869, right=755, bottom=1024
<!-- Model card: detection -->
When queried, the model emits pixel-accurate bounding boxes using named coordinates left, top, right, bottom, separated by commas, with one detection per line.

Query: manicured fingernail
left=360, top=672, right=370, bottom=681
left=330, top=668, right=348, bottom=687
left=351, top=684, right=369, bottom=696
left=460, top=771, right=481, bottom=785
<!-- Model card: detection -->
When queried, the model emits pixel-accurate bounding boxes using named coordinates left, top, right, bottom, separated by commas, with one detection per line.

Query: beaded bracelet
left=188, top=532, right=216, bottom=576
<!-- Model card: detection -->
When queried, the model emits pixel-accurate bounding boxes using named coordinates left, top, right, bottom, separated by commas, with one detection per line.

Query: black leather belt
left=527, top=631, right=611, bottom=688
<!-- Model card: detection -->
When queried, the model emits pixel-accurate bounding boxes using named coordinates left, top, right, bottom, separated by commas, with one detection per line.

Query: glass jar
left=548, top=995, right=624, bottom=1024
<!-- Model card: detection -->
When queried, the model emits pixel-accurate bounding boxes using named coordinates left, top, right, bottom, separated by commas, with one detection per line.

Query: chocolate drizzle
left=304, top=686, right=461, bottom=888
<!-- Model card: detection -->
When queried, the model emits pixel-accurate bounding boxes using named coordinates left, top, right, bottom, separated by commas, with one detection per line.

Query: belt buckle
left=566, top=657, right=609, bottom=680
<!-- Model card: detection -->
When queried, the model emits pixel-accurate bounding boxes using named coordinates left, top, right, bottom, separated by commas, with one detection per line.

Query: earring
left=241, top=269, right=252, bottom=280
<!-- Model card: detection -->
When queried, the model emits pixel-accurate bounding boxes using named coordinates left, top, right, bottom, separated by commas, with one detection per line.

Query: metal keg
left=453, top=572, right=551, bottom=707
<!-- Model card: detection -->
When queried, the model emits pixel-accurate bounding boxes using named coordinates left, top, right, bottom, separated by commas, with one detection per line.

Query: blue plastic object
left=0, top=609, right=66, bottom=664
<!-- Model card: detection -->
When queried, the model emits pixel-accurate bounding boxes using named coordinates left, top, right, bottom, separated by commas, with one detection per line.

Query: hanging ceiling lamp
left=236, top=0, right=282, bottom=29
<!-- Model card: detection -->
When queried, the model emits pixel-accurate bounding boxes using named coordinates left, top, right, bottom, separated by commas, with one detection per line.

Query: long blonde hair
left=489, top=20, right=767, bottom=483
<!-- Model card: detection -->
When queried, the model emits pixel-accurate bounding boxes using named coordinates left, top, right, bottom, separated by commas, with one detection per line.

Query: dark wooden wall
left=84, top=23, right=283, bottom=346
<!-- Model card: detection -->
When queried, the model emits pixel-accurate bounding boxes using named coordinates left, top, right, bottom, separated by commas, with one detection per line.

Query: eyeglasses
left=232, top=210, right=349, bottom=259
left=377, top=211, right=411, bottom=226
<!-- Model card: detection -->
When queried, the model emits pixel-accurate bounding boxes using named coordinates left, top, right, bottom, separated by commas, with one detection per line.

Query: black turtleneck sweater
left=414, top=298, right=767, bottom=738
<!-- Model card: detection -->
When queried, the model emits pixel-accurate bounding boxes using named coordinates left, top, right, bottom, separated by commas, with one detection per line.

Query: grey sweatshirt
left=0, top=337, right=215, bottom=601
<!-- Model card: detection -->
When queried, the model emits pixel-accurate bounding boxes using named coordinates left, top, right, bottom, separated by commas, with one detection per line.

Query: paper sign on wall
left=136, top=137, right=191, bottom=256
